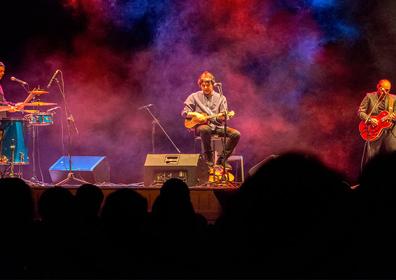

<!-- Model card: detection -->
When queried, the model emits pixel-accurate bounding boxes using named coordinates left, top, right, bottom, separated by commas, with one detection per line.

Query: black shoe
left=216, top=159, right=232, bottom=170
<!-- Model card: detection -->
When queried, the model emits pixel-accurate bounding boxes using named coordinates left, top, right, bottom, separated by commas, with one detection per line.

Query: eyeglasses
left=200, top=81, right=212, bottom=86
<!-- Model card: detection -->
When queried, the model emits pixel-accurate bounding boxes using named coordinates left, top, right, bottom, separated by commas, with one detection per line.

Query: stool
left=194, top=135, right=223, bottom=163
left=194, top=136, right=244, bottom=182
left=227, top=155, right=244, bottom=182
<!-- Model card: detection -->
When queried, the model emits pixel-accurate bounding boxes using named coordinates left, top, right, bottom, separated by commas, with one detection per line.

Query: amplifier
left=144, top=154, right=209, bottom=187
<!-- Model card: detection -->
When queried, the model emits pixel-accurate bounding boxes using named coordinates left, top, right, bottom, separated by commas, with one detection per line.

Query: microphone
left=10, top=76, right=28, bottom=86
left=138, top=104, right=153, bottom=110
left=214, top=82, right=222, bottom=87
left=47, top=69, right=60, bottom=88
left=380, top=87, right=390, bottom=95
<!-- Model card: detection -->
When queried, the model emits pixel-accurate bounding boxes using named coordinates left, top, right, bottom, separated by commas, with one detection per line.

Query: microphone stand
left=360, top=89, right=387, bottom=170
left=140, top=104, right=181, bottom=154
left=214, top=83, right=234, bottom=186
left=54, top=71, right=88, bottom=186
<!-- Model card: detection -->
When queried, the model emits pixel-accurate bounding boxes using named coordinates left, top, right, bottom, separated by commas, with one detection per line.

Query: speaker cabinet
left=49, top=156, right=110, bottom=184
left=144, top=154, right=209, bottom=187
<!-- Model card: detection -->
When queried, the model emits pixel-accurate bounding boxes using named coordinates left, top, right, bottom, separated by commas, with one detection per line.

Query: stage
left=28, top=182, right=241, bottom=223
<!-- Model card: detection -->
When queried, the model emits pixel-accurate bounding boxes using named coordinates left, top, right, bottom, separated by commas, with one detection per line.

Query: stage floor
left=28, top=182, right=241, bottom=223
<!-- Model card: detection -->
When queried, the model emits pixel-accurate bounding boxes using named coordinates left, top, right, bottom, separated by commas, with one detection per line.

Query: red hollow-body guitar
left=359, top=111, right=396, bottom=142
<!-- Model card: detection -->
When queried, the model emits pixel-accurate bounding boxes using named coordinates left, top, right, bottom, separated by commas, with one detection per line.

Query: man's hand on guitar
left=369, top=118, right=379, bottom=126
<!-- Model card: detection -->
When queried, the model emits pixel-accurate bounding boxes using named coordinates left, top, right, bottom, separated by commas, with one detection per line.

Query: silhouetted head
left=38, top=187, right=76, bottom=225
left=226, top=151, right=348, bottom=232
left=101, top=188, right=147, bottom=230
left=75, top=184, right=104, bottom=219
left=152, top=178, right=195, bottom=221
left=0, top=178, right=33, bottom=225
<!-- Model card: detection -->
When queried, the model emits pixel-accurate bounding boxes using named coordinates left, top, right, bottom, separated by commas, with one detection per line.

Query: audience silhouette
left=148, top=178, right=208, bottom=276
left=0, top=178, right=33, bottom=277
left=1, top=151, right=396, bottom=278
left=100, top=188, right=148, bottom=276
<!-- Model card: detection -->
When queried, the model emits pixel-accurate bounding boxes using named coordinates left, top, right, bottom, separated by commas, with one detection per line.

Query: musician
left=181, top=71, right=240, bottom=168
left=0, top=61, right=6, bottom=119
left=358, top=79, right=396, bottom=166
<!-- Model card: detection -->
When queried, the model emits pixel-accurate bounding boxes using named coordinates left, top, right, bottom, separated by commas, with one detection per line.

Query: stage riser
left=30, top=186, right=237, bottom=222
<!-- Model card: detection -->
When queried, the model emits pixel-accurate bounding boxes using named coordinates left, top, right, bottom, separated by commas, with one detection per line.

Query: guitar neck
left=206, top=113, right=223, bottom=120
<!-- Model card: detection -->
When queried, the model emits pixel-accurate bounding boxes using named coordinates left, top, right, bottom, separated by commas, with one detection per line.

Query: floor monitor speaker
left=144, top=154, right=208, bottom=187
left=49, top=156, right=110, bottom=184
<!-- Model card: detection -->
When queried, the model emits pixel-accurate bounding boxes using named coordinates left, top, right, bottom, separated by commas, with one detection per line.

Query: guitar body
left=184, top=113, right=209, bottom=129
left=184, top=111, right=235, bottom=129
left=359, top=111, right=394, bottom=142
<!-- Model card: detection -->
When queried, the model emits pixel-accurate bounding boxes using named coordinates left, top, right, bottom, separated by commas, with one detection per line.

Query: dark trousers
left=196, top=124, right=240, bottom=161
left=362, top=129, right=396, bottom=168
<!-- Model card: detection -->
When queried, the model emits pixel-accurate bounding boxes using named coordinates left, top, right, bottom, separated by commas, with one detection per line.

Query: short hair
left=0, top=62, right=4, bottom=67
left=377, top=79, right=391, bottom=90
left=197, top=71, right=215, bottom=86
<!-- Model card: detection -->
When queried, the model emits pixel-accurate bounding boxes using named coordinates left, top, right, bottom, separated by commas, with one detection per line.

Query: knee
left=196, top=125, right=212, bottom=136
left=230, top=130, right=241, bottom=140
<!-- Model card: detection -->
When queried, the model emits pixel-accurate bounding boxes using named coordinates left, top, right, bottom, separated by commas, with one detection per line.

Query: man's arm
left=181, top=94, right=195, bottom=118
left=358, top=94, right=371, bottom=122
left=358, top=94, right=379, bottom=125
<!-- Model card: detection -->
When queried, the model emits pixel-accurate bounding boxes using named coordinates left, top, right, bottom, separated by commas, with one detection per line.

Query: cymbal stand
left=52, top=71, right=88, bottom=186
left=9, top=139, right=15, bottom=177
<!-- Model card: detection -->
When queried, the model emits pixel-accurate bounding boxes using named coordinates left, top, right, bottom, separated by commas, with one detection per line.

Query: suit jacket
left=358, top=92, right=396, bottom=122
left=0, top=84, right=6, bottom=119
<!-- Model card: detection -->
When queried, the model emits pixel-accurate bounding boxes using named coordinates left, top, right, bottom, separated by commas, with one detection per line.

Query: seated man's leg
left=196, top=124, right=214, bottom=166
left=215, top=127, right=241, bottom=167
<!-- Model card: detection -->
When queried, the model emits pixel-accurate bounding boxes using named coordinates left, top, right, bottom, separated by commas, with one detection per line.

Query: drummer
left=0, top=61, right=7, bottom=119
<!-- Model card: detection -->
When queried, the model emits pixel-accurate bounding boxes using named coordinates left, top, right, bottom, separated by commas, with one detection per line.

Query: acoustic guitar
left=359, top=111, right=396, bottom=142
left=184, top=111, right=235, bottom=129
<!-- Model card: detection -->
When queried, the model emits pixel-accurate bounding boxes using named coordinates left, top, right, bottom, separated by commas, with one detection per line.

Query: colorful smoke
left=1, top=0, right=381, bottom=183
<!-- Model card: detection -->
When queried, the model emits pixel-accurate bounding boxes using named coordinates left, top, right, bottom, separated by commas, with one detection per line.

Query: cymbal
left=22, top=102, right=58, bottom=106
left=21, top=109, right=40, bottom=114
left=29, top=90, right=49, bottom=95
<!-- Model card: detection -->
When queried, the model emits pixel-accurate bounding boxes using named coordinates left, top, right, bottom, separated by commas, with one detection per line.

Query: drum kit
left=0, top=89, right=58, bottom=179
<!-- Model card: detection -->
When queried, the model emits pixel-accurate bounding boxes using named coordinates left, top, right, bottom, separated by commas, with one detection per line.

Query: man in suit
left=358, top=79, right=396, bottom=166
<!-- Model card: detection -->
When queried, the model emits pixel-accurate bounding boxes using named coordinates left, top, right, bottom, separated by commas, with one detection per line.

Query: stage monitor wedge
left=144, top=154, right=209, bottom=187
left=49, top=156, right=110, bottom=185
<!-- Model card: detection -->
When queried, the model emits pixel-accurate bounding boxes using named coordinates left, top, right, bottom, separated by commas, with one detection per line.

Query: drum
left=0, top=118, right=29, bottom=165
left=25, top=112, right=54, bottom=126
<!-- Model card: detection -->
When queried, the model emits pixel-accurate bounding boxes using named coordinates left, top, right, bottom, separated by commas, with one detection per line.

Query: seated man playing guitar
left=358, top=79, right=396, bottom=166
left=181, top=71, right=240, bottom=168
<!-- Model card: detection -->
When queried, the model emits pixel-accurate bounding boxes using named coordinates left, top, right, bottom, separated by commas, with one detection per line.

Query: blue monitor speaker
left=49, top=156, right=110, bottom=184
